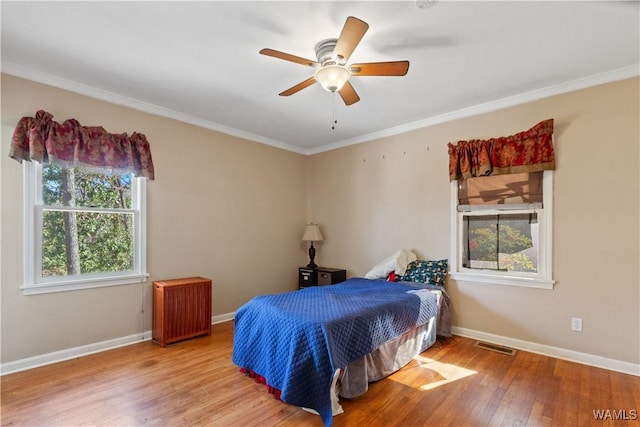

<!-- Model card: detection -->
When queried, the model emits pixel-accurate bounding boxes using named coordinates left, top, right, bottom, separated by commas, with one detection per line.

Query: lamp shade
left=301, top=223, right=323, bottom=242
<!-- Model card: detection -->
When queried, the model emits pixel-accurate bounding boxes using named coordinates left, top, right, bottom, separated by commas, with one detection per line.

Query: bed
left=232, top=277, right=450, bottom=426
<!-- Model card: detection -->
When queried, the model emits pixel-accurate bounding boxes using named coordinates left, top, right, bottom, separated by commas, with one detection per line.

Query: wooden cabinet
left=152, top=277, right=212, bottom=347
left=298, top=267, right=346, bottom=289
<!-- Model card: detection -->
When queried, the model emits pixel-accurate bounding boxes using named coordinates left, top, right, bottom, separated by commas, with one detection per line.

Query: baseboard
left=451, top=326, right=640, bottom=377
left=1, top=313, right=237, bottom=376
left=212, top=311, right=235, bottom=324
left=0, top=331, right=153, bottom=376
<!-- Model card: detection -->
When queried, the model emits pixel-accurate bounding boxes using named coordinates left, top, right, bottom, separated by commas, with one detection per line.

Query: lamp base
left=307, top=242, right=318, bottom=269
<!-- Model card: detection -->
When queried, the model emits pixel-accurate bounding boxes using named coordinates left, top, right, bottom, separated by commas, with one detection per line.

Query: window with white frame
left=449, top=171, right=554, bottom=289
left=23, top=162, right=148, bottom=295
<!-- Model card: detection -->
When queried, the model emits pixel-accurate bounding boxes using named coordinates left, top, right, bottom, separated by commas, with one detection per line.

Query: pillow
left=396, top=259, right=448, bottom=285
left=364, top=249, right=417, bottom=279
left=395, top=249, right=418, bottom=276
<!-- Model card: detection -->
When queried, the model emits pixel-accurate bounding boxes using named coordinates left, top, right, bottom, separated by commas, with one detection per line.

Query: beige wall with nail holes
left=1, top=73, right=638, bottom=370
left=307, top=77, right=639, bottom=366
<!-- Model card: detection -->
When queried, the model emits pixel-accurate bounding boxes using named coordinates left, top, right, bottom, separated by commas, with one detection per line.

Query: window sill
left=449, top=272, right=554, bottom=290
left=21, top=273, right=149, bottom=295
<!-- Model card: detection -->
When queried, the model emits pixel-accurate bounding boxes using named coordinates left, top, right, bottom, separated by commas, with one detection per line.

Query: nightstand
left=299, top=267, right=346, bottom=289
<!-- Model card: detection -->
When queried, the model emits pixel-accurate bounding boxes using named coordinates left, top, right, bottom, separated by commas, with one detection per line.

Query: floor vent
left=475, top=341, right=516, bottom=356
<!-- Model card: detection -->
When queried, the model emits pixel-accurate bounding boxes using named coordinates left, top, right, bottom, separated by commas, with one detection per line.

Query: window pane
left=42, top=210, right=134, bottom=277
left=42, top=165, right=131, bottom=209
left=464, top=215, right=498, bottom=269
left=463, top=213, right=537, bottom=273
left=498, top=214, right=537, bottom=273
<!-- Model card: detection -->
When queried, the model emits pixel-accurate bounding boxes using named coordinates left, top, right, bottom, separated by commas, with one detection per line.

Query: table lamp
left=301, top=223, right=323, bottom=268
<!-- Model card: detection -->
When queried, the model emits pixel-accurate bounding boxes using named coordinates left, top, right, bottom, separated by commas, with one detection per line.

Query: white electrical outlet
left=571, top=317, right=583, bottom=332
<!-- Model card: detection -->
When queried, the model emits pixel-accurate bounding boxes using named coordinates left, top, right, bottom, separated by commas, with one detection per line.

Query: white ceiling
left=2, top=1, right=638, bottom=154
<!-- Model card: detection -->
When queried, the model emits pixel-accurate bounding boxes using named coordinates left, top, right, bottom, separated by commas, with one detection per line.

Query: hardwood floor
left=2, top=321, right=638, bottom=426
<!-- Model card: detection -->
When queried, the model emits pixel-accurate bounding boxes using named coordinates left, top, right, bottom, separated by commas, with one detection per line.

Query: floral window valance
left=9, top=110, right=155, bottom=180
left=448, top=119, right=555, bottom=181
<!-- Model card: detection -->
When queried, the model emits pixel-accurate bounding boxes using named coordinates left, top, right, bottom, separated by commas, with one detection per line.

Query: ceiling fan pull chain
left=331, top=95, right=338, bottom=130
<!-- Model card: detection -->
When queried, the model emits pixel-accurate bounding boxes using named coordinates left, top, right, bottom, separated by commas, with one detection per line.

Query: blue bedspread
left=232, top=278, right=439, bottom=426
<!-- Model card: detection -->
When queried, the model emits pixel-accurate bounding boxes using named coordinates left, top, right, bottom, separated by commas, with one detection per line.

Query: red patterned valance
left=448, top=119, right=555, bottom=181
left=9, top=110, right=155, bottom=180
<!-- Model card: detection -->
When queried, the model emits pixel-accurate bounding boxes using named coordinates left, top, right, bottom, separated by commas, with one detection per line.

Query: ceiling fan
left=260, top=16, right=409, bottom=106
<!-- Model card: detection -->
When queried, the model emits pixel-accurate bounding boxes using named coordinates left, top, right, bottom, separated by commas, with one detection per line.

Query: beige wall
left=308, top=78, right=639, bottom=364
left=1, top=74, right=308, bottom=363
left=1, top=73, right=638, bottom=368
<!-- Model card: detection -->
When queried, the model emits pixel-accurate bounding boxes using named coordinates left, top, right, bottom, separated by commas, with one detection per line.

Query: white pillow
left=395, top=249, right=417, bottom=276
left=364, top=249, right=417, bottom=279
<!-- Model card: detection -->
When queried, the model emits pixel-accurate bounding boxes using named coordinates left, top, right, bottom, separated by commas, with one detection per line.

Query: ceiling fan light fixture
left=261, top=16, right=408, bottom=106
left=315, top=64, right=350, bottom=93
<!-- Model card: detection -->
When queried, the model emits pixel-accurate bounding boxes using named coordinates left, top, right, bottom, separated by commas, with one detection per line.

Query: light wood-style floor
left=2, top=321, right=639, bottom=426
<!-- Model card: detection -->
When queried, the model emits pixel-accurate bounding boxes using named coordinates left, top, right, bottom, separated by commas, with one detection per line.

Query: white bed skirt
left=303, top=290, right=441, bottom=417
left=338, top=313, right=438, bottom=399
left=323, top=290, right=442, bottom=416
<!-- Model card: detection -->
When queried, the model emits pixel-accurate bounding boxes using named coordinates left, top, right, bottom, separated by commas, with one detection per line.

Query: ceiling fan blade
left=350, top=61, right=410, bottom=76
left=333, top=16, right=369, bottom=62
left=260, top=48, right=319, bottom=67
left=279, top=77, right=317, bottom=96
left=338, top=81, right=360, bottom=106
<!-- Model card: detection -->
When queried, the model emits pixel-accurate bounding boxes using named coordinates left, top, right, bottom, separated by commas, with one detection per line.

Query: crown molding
left=306, top=63, right=640, bottom=155
left=1, top=61, right=308, bottom=155
left=3, top=61, right=637, bottom=157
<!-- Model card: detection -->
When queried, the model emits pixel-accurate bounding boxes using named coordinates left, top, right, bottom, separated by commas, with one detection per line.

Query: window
left=450, top=171, right=554, bottom=289
left=23, top=162, right=147, bottom=295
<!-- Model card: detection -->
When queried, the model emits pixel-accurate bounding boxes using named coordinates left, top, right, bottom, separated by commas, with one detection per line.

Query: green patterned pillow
left=396, top=259, right=448, bottom=285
